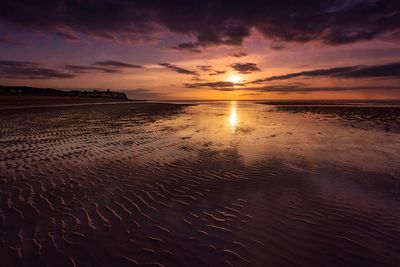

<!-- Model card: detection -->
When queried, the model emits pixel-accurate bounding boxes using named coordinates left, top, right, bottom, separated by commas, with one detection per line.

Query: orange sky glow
left=1, top=1, right=400, bottom=100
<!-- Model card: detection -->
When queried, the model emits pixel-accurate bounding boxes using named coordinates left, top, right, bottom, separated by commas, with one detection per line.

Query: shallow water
left=0, top=101, right=400, bottom=267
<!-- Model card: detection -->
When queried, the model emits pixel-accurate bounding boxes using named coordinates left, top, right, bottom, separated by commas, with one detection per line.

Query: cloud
left=270, top=43, right=285, bottom=50
left=190, top=75, right=206, bottom=82
left=232, top=52, right=247, bottom=58
left=0, top=59, right=145, bottom=80
left=252, top=62, right=400, bottom=83
left=64, top=65, right=120, bottom=74
left=159, top=63, right=198, bottom=75
left=209, top=70, right=226, bottom=76
left=170, top=42, right=202, bottom=53
left=248, top=84, right=400, bottom=94
left=184, top=81, right=242, bottom=90
left=1, top=1, right=399, bottom=48
left=322, top=28, right=377, bottom=45
left=93, top=60, right=143, bottom=68
left=197, top=65, right=226, bottom=76
left=197, top=65, right=212, bottom=72
left=0, top=60, right=75, bottom=79
left=184, top=79, right=400, bottom=93
left=64, top=61, right=144, bottom=75
left=231, top=62, right=261, bottom=74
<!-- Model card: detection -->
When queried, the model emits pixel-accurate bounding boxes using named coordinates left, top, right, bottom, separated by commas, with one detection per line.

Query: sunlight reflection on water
left=158, top=101, right=400, bottom=175
left=229, top=101, right=238, bottom=132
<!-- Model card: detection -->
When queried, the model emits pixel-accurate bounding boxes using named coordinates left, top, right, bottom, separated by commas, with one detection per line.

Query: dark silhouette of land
left=0, top=85, right=133, bottom=106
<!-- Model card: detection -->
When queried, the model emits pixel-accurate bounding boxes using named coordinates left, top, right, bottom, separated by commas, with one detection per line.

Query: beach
left=0, top=101, right=399, bottom=267
left=0, top=95, right=133, bottom=108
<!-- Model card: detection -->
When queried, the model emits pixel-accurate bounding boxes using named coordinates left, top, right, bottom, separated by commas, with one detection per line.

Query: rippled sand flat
left=1, top=101, right=400, bottom=267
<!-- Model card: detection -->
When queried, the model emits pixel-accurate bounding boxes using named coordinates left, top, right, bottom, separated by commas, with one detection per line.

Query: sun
left=228, top=75, right=242, bottom=83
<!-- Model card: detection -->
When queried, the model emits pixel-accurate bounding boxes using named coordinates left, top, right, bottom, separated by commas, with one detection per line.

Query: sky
left=1, top=0, right=400, bottom=100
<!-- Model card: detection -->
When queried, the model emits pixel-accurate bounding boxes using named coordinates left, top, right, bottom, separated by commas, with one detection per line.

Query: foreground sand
left=0, top=101, right=399, bottom=267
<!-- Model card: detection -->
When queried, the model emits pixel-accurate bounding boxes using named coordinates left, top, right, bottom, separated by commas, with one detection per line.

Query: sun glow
left=228, top=75, right=242, bottom=83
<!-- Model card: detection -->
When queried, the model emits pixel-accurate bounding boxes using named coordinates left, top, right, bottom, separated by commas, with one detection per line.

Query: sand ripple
left=1, top=102, right=400, bottom=267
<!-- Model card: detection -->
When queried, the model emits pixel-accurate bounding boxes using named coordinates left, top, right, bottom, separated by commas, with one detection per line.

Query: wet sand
left=1, top=101, right=400, bottom=267
left=0, top=96, right=133, bottom=108
left=261, top=101, right=400, bottom=133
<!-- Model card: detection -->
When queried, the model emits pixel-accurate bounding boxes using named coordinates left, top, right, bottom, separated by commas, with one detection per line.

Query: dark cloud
left=190, top=75, right=206, bottom=82
left=197, top=65, right=212, bottom=72
left=159, top=63, right=198, bottom=75
left=253, top=62, right=400, bottom=83
left=93, top=60, right=143, bottom=68
left=184, top=81, right=242, bottom=90
left=0, top=60, right=75, bottom=79
left=170, top=42, right=201, bottom=53
left=232, top=52, right=247, bottom=58
left=231, top=62, right=261, bottom=74
left=322, top=28, right=377, bottom=45
left=0, top=59, right=142, bottom=80
left=64, top=61, right=144, bottom=75
left=196, top=65, right=226, bottom=76
left=64, top=65, right=120, bottom=74
left=209, top=70, right=226, bottom=76
left=270, top=43, right=285, bottom=50
left=1, top=1, right=399, bottom=48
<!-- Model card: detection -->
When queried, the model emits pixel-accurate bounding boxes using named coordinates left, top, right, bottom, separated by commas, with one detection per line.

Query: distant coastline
left=0, top=85, right=128, bottom=98
left=0, top=85, right=137, bottom=106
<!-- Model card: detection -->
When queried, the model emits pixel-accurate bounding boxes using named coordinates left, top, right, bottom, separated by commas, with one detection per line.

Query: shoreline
left=0, top=95, right=136, bottom=110
left=0, top=101, right=144, bottom=110
left=0, top=98, right=194, bottom=111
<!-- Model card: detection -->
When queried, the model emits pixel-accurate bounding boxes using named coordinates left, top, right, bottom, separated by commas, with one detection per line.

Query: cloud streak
left=184, top=80, right=400, bottom=93
left=0, top=59, right=145, bottom=79
left=170, top=42, right=202, bottom=53
left=159, top=63, right=198, bottom=75
left=197, top=65, right=226, bottom=76
left=251, top=85, right=400, bottom=93
left=64, top=65, right=121, bottom=74
left=0, top=60, right=75, bottom=79
left=231, top=62, right=261, bottom=74
left=253, top=62, right=400, bottom=83
left=184, top=81, right=243, bottom=90
left=231, top=52, right=247, bottom=58
left=93, top=60, right=143, bottom=69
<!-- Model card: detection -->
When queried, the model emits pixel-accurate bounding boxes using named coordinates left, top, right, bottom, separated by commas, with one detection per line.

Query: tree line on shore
left=0, top=85, right=127, bottom=99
